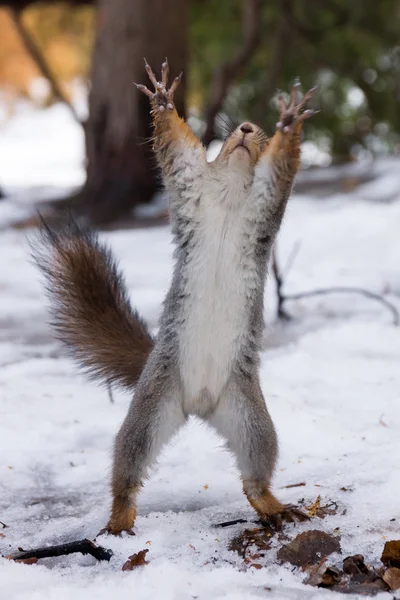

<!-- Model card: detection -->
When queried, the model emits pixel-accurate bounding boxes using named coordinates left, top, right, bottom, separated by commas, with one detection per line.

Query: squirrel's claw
left=135, top=83, right=154, bottom=99
left=276, top=81, right=319, bottom=133
left=136, top=59, right=183, bottom=113
left=143, top=58, right=159, bottom=90
left=168, top=72, right=183, bottom=97
left=161, top=58, right=169, bottom=87
left=289, top=78, right=301, bottom=109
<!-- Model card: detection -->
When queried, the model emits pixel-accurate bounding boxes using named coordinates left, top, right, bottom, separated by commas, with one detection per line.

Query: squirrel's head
left=213, top=122, right=269, bottom=172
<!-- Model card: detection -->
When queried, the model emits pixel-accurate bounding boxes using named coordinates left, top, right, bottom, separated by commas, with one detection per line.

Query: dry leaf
left=305, top=559, right=342, bottom=588
left=304, top=496, right=338, bottom=519
left=230, top=527, right=273, bottom=560
left=277, top=530, right=341, bottom=567
left=383, top=567, right=400, bottom=591
left=343, top=554, right=370, bottom=575
left=121, top=549, right=149, bottom=571
left=381, top=540, right=400, bottom=568
left=306, top=496, right=321, bottom=517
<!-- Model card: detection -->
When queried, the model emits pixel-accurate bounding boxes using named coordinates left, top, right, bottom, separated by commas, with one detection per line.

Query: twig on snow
left=7, top=538, right=113, bottom=562
left=272, top=246, right=399, bottom=326
left=213, top=518, right=249, bottom=528
left=283, top=286, right=399, bottom=326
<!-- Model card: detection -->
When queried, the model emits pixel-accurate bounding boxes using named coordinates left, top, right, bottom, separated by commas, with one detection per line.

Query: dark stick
left=107, top=381, right=114, bottom=404
left=283, top=287, right=399, bottom=326
left=272, top=248, right=291, bottom=320
left=213, top=518, right=249, bottom=528
left=8, top=538, right=113, bottom=562
left=282, top=482, right=306, bottom=489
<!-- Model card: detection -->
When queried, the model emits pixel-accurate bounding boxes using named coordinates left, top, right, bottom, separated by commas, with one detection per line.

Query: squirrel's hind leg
left=207, top=375, right=308, bottom=528
left=104, top=374, right=186, bottom=535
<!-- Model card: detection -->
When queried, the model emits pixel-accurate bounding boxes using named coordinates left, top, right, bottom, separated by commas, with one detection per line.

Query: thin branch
left=7, top=538, right=113, bottom=562
left=272, top=248, right=291, bottom=320
left=281, top=240, right=301, bottom=279
left=213, top=518, right=249, bottom=528
left=107, top=381, right=114, bottom=404
left=283, top=287, right=399, bottom=326
left=254, top=21, right=290, bottom=124
left=202, top=0, right=262, bottom=145
left=9, top=8, right=82, bottom=125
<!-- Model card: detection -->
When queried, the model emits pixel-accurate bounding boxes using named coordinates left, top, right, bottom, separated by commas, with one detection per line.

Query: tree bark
left=82, top=0, right=188, bottom=225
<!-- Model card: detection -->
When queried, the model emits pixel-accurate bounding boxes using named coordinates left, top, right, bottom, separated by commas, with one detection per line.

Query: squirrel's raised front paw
left=276, top=80, right=319, bottom=133
left=135, top=58, right=182, bottom=112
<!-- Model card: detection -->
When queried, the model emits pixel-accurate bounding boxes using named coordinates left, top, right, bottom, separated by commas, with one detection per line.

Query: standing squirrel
left=35, top=59, right=317, bottom=535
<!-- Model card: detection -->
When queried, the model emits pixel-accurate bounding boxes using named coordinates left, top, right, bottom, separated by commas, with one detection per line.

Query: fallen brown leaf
left=121, top=549, right=149, bottom=571
left=305, top=559, right=342, bottom=588
left=277, top=530, right=341, bottom=567
left=343, top=554, right=370, bottom=575
left=381, top=540, right=400, bottom=568
left=306, top=496, right=321, bottom=517
left=229, top=527, right=273, bottom=560
left=304, top=495, right=338, bottom=519
left=383, top=567, right=400, bottom=591
left=306, top=554, right=391, bottom=595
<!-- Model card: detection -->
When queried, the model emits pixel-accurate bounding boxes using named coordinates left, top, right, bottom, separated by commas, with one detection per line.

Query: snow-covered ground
left=0, top=104, right=399, bottom=599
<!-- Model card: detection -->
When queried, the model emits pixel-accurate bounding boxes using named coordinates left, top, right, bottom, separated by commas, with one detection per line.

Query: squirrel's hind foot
left=259, top=504, right=310, bottom=530
left=244, top=483, right=310, bottom=531
left=98, top=500, right=137, bottom=536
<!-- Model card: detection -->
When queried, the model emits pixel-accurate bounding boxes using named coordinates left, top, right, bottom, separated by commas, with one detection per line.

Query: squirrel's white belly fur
left=178, top=182, right=257, bottom=414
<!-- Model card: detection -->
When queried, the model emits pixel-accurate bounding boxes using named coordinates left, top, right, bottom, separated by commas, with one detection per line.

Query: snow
left=1, top=103, right=400, bottom=600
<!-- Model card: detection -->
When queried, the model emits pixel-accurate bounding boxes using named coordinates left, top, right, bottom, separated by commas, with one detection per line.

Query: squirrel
left=34, top=59, right=317, bottom=535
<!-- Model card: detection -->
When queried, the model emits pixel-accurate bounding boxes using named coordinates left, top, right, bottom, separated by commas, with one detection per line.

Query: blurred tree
left=0, top=3, right=92, bottom=106
left=191, top=0, right=400, bottom=162
left=82, top=0, right=187, bottom=225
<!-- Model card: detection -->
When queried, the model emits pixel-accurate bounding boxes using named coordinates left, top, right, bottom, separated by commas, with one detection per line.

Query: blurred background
left=0, top=0, right=399, bottom=229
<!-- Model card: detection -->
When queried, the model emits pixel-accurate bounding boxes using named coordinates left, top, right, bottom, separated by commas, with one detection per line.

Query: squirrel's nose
left=240, top=123, right=254, bottom=135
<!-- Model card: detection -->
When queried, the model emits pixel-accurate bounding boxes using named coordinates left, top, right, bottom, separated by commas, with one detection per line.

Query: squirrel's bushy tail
left=33, top=220, right=154, bottom=390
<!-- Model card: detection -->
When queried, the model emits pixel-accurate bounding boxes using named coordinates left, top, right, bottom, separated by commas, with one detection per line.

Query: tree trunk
left=82, top=0, right=187, bottom=225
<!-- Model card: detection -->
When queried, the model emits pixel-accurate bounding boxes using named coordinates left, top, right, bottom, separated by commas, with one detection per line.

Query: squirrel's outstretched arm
left=137, top=60, right=206, bottom=229
left=252, top=83, right=317, bottom=233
